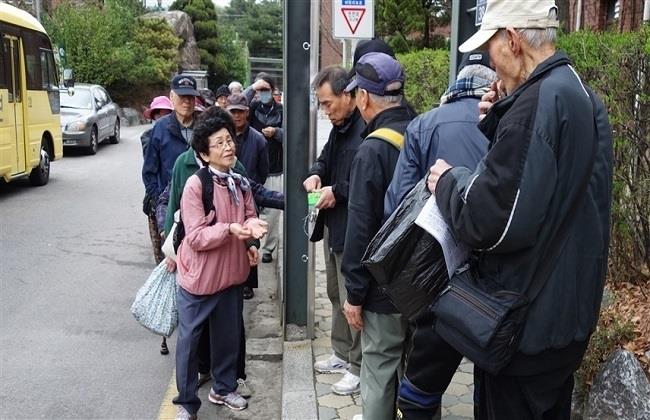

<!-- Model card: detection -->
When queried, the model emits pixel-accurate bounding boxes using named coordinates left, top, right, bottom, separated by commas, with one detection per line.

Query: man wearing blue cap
left=385, top=50, right=497, bottom=420
left=142, top=73, right=200, bottom=217
left=341, top=52, right=414, bottom=420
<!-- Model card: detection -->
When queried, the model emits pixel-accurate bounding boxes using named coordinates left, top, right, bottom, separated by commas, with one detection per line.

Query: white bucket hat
left=459, top=0, right=559, bottom=53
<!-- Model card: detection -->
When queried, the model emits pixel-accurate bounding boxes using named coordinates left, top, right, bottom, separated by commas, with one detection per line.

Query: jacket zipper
left=450, top=284, right=499, bottom=320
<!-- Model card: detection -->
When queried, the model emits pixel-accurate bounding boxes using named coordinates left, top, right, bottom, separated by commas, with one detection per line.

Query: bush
left=45, top=0, right=180, bottom=105
left=397, top=49, right=449, bottom=114
left=558, top=27, right=650, bottom=285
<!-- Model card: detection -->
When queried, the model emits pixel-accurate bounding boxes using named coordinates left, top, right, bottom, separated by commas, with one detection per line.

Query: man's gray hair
left=228, top=81, right=243, bottom=92
left=312, top=66, right=350, bottom=96
left=368, top=81, right=403, bottom=107
left=508, top=8, right=558, bottom=48
left=457, top=64, right=497, bottom=84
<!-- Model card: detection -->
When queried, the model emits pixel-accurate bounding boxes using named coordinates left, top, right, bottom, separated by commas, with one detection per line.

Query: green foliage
left=44, top=0, right=180, bottom=103
left=169, top=0, right=248, bottom=89
left=376, top=0, right=450, bottom=51
left=397, top=49, right=449, bottom=113
left=225, top=0, right=283, bottom=59
left=574, top=305, right=635, bottom=398
left=558, top=27, right=650, bottom=283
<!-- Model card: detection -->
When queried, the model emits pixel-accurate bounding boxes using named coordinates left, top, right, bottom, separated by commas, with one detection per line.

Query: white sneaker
left=314, top=354, right=348, bottom=374
left=332, top=371, right=360, bottom=395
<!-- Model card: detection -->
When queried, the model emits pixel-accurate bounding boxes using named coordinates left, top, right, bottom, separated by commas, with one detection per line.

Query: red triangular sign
left=341, top=7, right=366, bottom=34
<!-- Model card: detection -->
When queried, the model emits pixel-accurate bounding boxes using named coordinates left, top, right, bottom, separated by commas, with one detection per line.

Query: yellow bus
left=1, top=2, right=62, bottom=186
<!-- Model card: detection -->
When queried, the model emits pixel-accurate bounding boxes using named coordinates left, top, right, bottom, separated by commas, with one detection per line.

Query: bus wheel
left=29, top=140, right=51, bottom=186
left=109, top=119, right=120, bottom=144
left=87, top=127, right=99, bottom=155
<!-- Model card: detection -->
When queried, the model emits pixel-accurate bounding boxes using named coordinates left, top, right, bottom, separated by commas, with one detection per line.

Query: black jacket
left=342, top=106, right=413, bottom=313
left=308, top=109, right=365, bottom=253
left=249, top=100, right=283, bottom=175
left=435, top=52, right=613, bottom=359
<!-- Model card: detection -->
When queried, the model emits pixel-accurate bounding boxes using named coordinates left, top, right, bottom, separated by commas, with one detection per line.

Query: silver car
left=60, top=84, right=121, bottom=155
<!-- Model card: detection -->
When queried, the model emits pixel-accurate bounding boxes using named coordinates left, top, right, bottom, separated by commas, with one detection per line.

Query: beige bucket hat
left=459, top=0, right=559, bottom=53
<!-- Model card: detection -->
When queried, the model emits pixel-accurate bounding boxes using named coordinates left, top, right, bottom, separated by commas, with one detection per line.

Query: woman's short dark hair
left=191, top=106, right=236, bottom=160
left=255, top=72, right=275, bottom=91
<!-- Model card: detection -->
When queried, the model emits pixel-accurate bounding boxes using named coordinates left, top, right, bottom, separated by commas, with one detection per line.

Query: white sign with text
left=333, top=0, right=374, bottom=39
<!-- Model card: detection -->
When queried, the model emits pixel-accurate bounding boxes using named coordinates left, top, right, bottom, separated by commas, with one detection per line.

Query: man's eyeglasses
left=209, top=139, right=235, bottom=150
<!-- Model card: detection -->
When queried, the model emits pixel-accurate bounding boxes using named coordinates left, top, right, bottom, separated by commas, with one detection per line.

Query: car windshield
left=61, top=89, right=93, bottom=110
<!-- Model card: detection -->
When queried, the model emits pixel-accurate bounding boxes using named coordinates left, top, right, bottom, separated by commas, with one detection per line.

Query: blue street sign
left=475, top=0, right=487, bottom=26
left=342, top=0, right=365, bottom=5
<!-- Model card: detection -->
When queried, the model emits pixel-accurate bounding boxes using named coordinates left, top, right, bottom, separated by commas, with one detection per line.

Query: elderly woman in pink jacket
left=173, top=107, right=267, bottom=420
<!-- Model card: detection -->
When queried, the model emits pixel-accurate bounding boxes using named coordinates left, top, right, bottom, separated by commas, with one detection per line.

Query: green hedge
left=558, top=27, right=650, bottom=284
left=397, top=49, right=450, bottom=114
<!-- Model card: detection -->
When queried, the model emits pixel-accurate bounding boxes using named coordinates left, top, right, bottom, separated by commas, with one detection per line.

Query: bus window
left=0, top=38, right=6, bottom=89
left=23, top=30, right=41, bottom=90
left=40, top=49, right=57, bottom=89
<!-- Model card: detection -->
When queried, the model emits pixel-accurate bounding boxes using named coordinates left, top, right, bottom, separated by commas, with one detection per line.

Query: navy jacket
left=308, top=109, right=365, bottom=253
left=235, top=125, right=269, bottom=185
left=142, top=112, right=191, bottom=199
left=435, top=52, right=613, bottom=361
left=384, top=97, right=488, bottom=218
left=342, top=106, right=413, bottom=313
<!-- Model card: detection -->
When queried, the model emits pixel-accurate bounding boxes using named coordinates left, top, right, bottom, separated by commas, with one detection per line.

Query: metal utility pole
left=283, top=0, right=311, bottom=331
left=644, top=0, right=650, bottom=22
left=449, top=0, right=479, bottom=83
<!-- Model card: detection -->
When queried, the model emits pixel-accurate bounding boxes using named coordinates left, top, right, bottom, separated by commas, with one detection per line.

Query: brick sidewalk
left=312, top=243, right=474, bottom=420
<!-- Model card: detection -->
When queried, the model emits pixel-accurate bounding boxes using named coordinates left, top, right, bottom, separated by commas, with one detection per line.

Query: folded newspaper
left=415, top=195, right=470, bottom=277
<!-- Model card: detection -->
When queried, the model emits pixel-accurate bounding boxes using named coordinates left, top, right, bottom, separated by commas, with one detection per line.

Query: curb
left=282, top=339, right=318, bottom=420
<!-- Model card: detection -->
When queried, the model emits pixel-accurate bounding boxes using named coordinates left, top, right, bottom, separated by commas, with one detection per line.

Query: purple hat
left=226, top=93, right=249, bottom=111
left=345, top=52, right=404, bottom=96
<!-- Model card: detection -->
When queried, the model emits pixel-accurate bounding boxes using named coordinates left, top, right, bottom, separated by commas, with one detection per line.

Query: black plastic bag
left=362, top=178, right=449, bottom=320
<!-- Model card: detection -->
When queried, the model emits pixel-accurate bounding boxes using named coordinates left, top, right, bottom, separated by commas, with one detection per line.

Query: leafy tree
left=214, top=25, right=249, bottom=86
left=45, top=0, right=180, bottom=103
left=170, top=0, right=245, bottom=90
left=225, top=0, right=283, bottom=59
left=376, top=0, right=450, bottom=52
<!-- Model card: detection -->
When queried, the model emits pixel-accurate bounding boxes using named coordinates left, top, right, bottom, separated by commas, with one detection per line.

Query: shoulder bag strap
left=367, top=128, right=405, bottom=151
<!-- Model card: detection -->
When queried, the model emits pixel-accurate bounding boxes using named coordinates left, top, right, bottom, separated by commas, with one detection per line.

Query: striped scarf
left=439, top=76, right=493, bottom=105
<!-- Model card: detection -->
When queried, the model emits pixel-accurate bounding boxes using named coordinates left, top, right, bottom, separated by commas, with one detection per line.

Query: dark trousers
left=397, top=312, right=463, bottom=420
left=174, top=285, right=243, bottom=415
left=197, top=316, right=247, bottom=380
left=474, top=355, right=582, bottom=420
left=243, top=266, right=258, bottom=289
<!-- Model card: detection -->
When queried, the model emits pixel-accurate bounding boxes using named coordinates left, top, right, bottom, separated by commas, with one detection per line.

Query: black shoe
left=262, top=253, right=273, bottom=263
left=243, top=286, right=254, bottom=300
left=160, top=337, right=169, bottom=355
left=197, top=372, right=211, bottom=388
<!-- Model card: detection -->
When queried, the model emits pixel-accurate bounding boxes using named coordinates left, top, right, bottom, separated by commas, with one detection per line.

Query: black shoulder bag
left=172, top=167, right=216, bottom=252
left=432, top=94, right=599, bottom=375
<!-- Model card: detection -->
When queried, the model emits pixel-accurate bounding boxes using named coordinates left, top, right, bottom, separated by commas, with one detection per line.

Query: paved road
left=0, top=125, right=173, bottom=419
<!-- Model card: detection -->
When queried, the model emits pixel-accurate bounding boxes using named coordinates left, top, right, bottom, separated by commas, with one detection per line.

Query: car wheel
left=87, top=127, right=98, bottom=155
left=109, top=119, right=120, bottom=144
left=29, top=140, right=51, bottom=186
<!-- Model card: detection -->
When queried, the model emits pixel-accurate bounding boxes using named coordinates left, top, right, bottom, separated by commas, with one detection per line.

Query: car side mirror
left=63, top=69, right=75, bottom=88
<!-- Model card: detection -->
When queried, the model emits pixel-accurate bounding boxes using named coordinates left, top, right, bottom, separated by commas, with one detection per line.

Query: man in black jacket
left=427, top=1, right=613, bottom=418
left=342, top=52, right=414, bottom=420
left=304, top=66, right=365, bottom=396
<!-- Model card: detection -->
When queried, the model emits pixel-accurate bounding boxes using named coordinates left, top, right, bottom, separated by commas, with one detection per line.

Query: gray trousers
left=323, top=234, right=362, bottom=376
left=261, top=174, right=283, bottom=254
left=174, top=285, right=243, bottom=415
left=361, top=311, right=406, bottom=420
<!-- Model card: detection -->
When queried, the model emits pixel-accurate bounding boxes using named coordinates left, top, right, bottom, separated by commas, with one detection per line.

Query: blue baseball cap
left=345, top=52, right=405, bottom=96
left=171, top=74, right=200, bottom=97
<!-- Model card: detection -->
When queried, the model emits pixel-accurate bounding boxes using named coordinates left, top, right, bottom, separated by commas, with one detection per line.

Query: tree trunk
left=556, top=0, right=571, bottom=32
